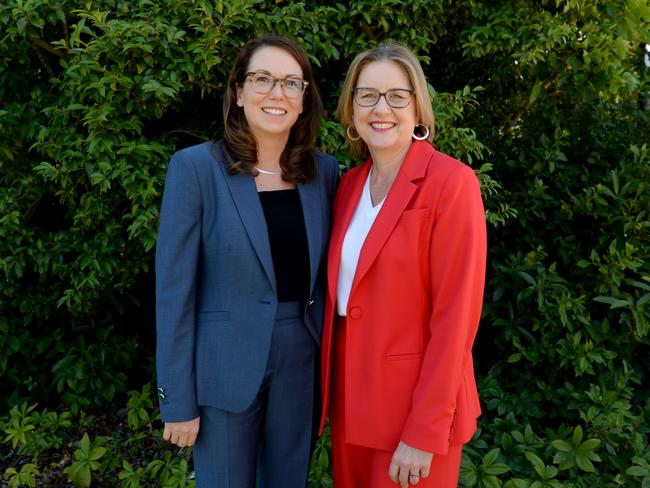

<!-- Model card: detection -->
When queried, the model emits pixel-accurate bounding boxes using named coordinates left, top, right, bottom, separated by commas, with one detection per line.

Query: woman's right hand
left=162, top=417, right=200, bottom=447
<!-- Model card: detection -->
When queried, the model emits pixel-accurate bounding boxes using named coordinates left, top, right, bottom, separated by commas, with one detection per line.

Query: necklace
left=256, top=166, right=282, bottom=176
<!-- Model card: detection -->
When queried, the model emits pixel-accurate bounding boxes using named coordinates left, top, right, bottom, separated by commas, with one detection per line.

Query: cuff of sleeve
left=401, top=412, right=456, bottom=455
left=157, top=386, right=200, bottom=422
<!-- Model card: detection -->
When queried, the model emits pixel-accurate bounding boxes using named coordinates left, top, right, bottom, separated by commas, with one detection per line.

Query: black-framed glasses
left=244, top=71, right=309, bottom=98
left=353, top=87, right=414, bottom=108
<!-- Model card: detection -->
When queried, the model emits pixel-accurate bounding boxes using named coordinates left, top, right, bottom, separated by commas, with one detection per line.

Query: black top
left=258, top=189, right=310, bottom=302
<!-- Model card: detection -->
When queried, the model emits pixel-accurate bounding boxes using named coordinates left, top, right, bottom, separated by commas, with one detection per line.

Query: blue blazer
left=155, top=140, right=339, bottom=422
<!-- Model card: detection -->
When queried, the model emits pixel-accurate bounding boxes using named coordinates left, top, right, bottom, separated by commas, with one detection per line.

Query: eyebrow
left=250, top=69, right=304, bottom=79
left=355, top=86, right=414, bottom=91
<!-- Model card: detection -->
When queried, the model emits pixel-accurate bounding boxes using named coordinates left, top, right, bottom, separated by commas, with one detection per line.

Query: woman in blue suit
left=155, top=35, right=338, bottom=487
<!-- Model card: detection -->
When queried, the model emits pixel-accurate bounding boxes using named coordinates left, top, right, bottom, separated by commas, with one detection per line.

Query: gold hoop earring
left=346, top=125, right=361, bottom=141
left=412, top=123, right=430, bottom=141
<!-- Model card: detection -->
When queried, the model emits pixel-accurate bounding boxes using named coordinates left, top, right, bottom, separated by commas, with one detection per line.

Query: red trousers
left=330, top=316, right=463, bottom=488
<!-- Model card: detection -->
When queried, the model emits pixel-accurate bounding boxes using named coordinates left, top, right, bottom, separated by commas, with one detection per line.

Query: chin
left=367, top=140, right=398, bottom=152
left=257, top=126, right=293, bottom=138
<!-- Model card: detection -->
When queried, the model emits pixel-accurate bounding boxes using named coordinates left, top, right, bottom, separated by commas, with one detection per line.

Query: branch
left=29, top=36, right=67, bottom=59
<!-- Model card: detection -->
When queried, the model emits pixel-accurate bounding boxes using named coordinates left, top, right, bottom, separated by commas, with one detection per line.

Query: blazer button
left=349, top=307, right=362, bottom=319
left=157, top=387, right=166, bottom=401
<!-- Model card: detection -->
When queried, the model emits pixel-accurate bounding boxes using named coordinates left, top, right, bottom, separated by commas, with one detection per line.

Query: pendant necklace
left=256, top=167, right=282, bottom=176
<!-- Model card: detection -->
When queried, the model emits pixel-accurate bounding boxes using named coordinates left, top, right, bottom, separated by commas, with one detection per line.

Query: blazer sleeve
left=155, top=152, right=202, bottom=422
left=400, top=164, right=487, bottom=454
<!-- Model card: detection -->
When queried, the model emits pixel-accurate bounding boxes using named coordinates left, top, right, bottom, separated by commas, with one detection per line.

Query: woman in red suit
left=319, top=42, right=487, bottom=487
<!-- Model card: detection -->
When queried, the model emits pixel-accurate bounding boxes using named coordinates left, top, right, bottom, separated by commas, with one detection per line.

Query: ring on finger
left=409, top=473, right=420, bottom=479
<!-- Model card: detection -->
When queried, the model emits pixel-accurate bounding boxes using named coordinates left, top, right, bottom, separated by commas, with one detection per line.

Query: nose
left=268, top=80, right=285, bottom=98
left=373, top=93, right=391, bottom=112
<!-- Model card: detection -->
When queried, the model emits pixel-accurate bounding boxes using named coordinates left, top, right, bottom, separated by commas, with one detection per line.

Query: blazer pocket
left=385, top=351, right=423, bottom=361
left=196, top=310, right=230, bottom=322
left=400, top=208, right=431, bottom=220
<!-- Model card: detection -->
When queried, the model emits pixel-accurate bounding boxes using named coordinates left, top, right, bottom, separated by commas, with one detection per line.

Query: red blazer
left=319, top=140, right=487, bottom=455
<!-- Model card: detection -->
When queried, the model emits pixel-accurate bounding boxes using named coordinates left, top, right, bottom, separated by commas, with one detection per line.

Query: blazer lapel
left=217, top=152, right=276, bottom=295
left=297, top=177, right=322, bottom=296
left=350, top=141, right=431, bottom=295
left=327, top=161, right=371, bottom=304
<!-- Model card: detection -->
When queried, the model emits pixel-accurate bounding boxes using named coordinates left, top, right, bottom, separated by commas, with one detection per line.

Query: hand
left=388, top=441, right=434, bottom=487
left=162, top=417, right=200, bottom=448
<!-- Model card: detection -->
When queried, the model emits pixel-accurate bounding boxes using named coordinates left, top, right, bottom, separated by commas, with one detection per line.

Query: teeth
left=371, top=122, right=394, bottom=129
left=262, top=108, right=287, bottom=115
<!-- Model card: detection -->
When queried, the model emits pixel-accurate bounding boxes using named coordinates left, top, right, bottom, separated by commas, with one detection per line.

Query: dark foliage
left=1, top=1, right=648, bottom=486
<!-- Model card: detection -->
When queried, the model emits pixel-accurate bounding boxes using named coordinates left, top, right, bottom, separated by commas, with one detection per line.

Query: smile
left=370, top=122, right=396, bottom=129
left=262, top=108, right=287, bottom=115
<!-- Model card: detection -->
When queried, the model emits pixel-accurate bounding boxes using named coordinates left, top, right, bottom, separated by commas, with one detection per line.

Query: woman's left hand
left=388, top=441, right=434, bottom=487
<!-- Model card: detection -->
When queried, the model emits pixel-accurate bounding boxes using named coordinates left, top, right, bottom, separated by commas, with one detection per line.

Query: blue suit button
left=157, top=387, right=166, bottom=400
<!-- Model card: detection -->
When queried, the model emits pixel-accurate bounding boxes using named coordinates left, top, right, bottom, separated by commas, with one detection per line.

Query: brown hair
left=336, top=41, right=435, bottom=161
left=222, top=35, right=322, bottom=182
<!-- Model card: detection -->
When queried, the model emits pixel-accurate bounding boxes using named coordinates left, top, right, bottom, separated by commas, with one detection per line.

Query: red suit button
left=349, top=307, right=362, bottom=319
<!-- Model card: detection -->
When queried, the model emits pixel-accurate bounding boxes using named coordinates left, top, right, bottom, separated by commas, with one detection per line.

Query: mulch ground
left=1, top=408, right=191, bottom=487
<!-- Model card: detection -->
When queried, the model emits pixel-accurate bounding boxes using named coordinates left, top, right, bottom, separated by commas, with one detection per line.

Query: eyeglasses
left=244, top=71, right=309, bottom=98
left=353, top=88, right=414, bottom=108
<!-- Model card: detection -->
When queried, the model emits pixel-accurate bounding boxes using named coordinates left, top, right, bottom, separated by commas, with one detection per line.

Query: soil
left=1, top=407, right=191, bottom=487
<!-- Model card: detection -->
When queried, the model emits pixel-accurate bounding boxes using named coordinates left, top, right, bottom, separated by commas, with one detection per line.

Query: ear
left=236, top=85, right=243, bottom=107
left=412, top=94, right=420, bottom=121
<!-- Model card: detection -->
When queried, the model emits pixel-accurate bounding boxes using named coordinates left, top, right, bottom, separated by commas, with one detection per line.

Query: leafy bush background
left=1, top=0, right=649, bottom=486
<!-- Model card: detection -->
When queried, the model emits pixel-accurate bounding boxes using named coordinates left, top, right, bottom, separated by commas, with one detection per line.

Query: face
left=236, top=46, right=304, bottom=142
left=352, top=60, right=417, bottom=158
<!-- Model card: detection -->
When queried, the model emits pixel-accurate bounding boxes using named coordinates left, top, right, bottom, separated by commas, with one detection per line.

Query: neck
left=255, top=133, right=290, bottom=168
left=368, top=141, right=412, bottom=179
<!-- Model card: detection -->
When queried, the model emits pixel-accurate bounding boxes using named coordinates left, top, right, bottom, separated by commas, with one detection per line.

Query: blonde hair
left=336, top=41, right=435, bottom=161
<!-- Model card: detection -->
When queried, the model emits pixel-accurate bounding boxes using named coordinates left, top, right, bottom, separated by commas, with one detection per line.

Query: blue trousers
left=193, top=301, right=316, bottom=488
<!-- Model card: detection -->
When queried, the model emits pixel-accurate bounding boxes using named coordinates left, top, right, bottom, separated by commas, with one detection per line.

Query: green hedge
left=1, top=1, right=649, bottom=486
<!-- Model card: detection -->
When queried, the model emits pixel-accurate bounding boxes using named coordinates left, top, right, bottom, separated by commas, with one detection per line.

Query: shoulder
left=426, top=148, right=479, bottom=188
left=424, top=151, right=482, bottom=215
left=168, top=140, right=226, bottom=176
left=172, top=140, right=223, bottom=164
left=340, top=160, right=367, bottom=185
left=314, top=150, right=338, bottom=173
left=313, top=150, right=340, bottom=186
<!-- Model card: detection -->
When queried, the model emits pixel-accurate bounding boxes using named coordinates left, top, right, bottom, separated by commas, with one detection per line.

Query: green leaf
left=529, top=80, right=545, bottom=103
left=482, top=448, right=501, bottom=467
left=89, top=446, right=106, bottom=461
left=79, top=433, right=90, bottom=453
left=572, top=426, right=583, bottom=446
left=625, top=466, right=649, bottom=476
left=577, top=438, right=601, bottom=452
left=504, top=479, right=529, bottom=488
left=69, top=462, right=91, bottom=488
left=318, top=445, right=329, bottom=469
left=593, top=296, right=632, bottom=309
left=525, top=452, right=545, bottom=478
left=551, top=439, right=572, bottom=452
left=544, top=465, right=558, bottom=478
left=481, top=474, right=502, bottom=488
left=518, top=271, right=537, bottom=287
left=576, top=455, right=595, bottom=472
left=637, top=292, right=650, bottom=307
left=485, top=463, right=510, bottom=475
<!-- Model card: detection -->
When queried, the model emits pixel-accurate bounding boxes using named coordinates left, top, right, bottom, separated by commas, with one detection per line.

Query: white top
left=337, top=169, right=385, bottom=316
